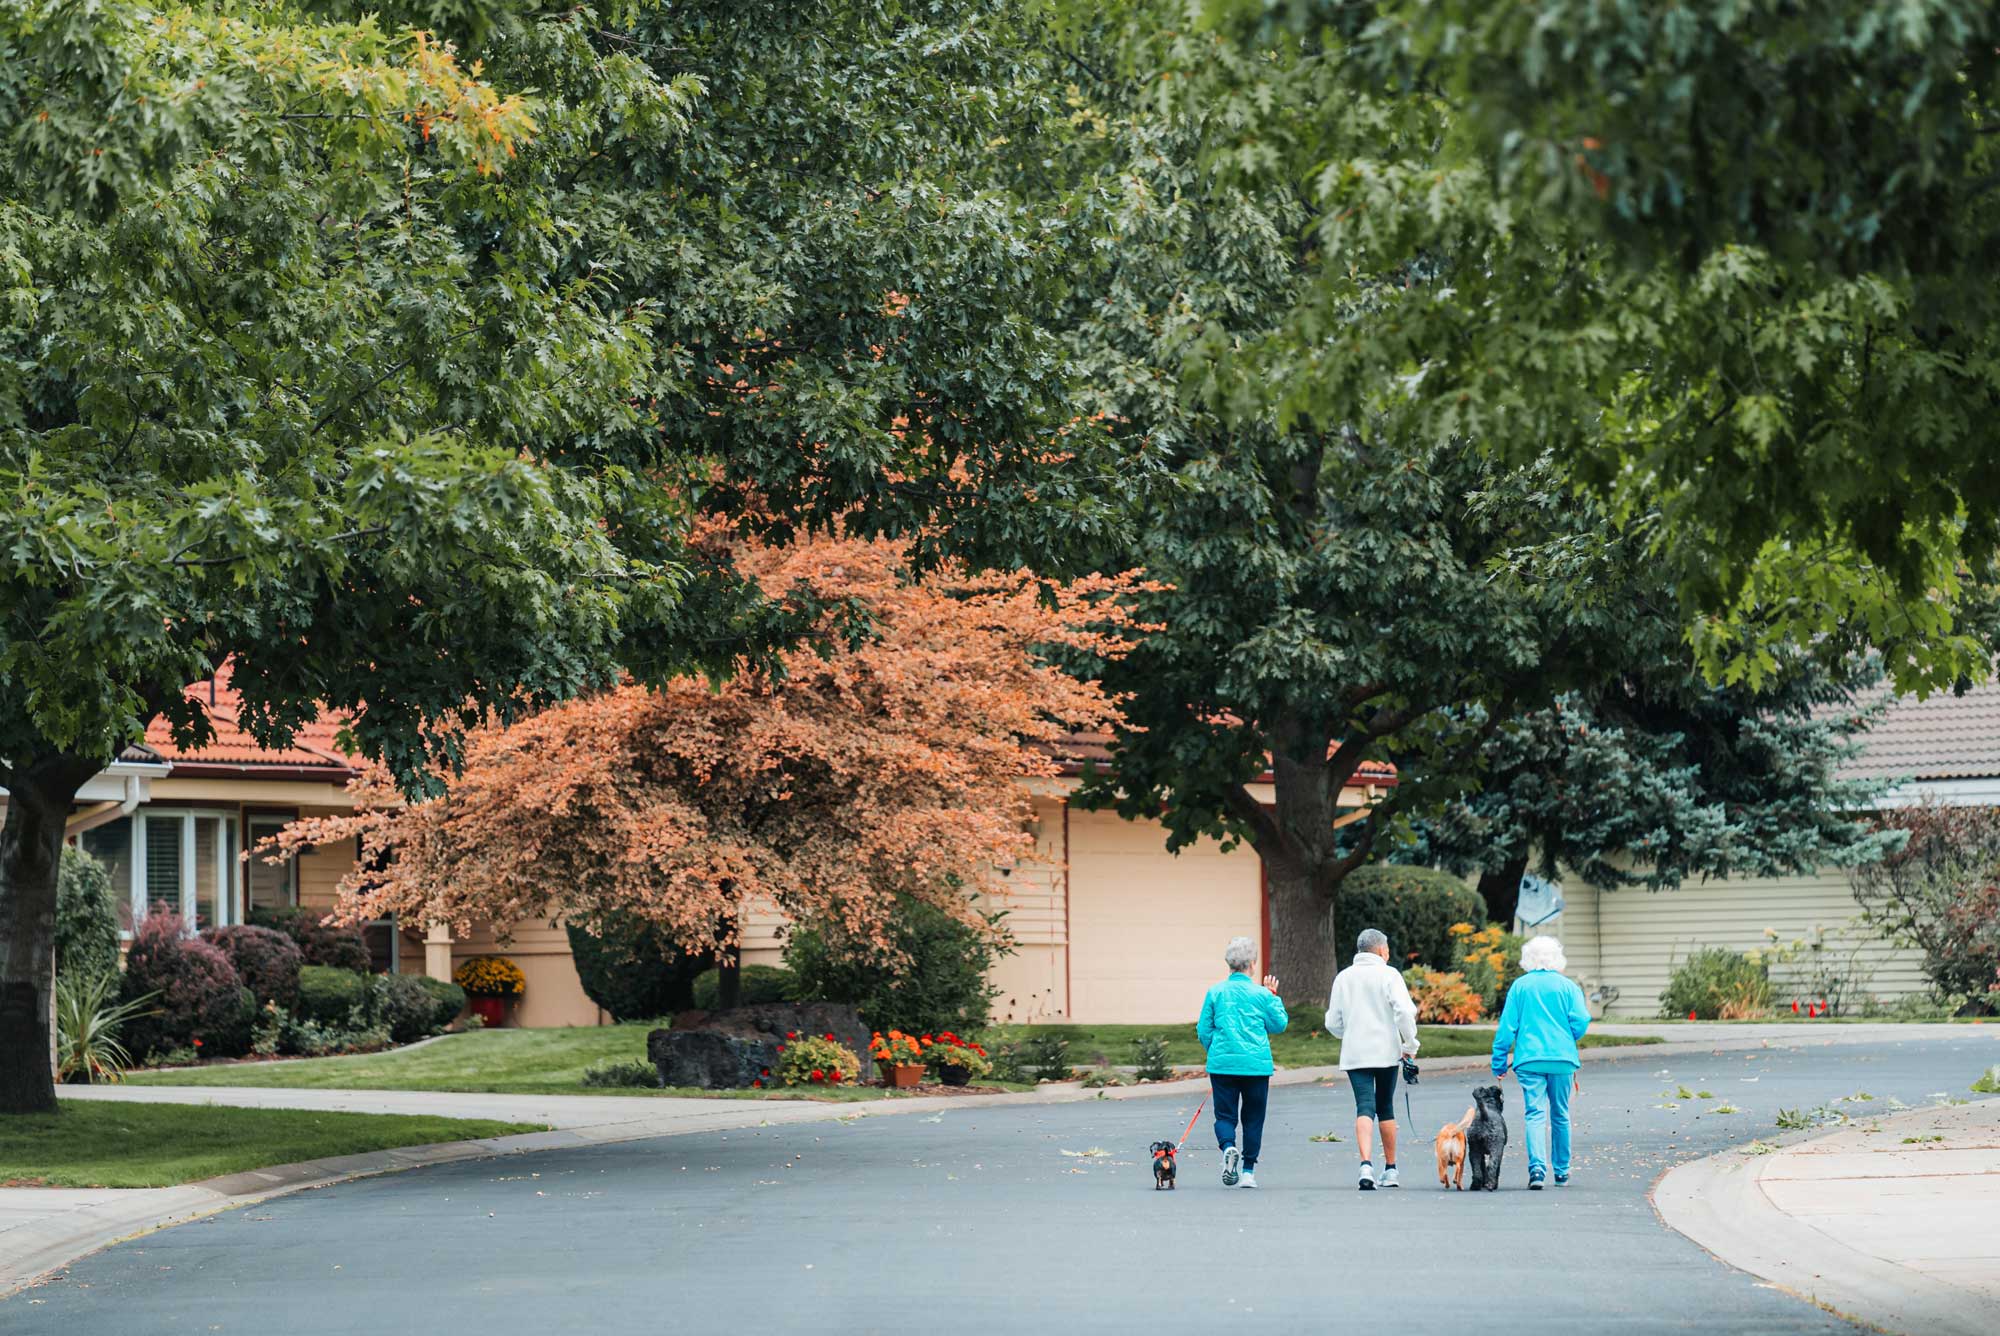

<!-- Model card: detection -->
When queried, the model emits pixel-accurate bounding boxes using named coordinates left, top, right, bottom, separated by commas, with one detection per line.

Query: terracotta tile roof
left=144, top=661, right=359, bottom=777
left=1836, top=682, right=2000, bottom=782
left=1045, top=732, right=1397, bottom=786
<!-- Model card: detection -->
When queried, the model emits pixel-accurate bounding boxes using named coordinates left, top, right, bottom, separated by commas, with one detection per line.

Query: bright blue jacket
left=1197, top=973, right=1289, bottom=1076
left=1491, top=969, right=1591, bottom=1076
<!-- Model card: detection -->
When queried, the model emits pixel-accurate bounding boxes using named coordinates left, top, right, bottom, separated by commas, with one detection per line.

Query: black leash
left=1399, top=1056, right=1424, bottom=1139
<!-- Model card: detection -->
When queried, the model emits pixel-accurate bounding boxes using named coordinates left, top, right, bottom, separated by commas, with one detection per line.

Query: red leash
left=1176, top=1096, right=1208, bottom=1150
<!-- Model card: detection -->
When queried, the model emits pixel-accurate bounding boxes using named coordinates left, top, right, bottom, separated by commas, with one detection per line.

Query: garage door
left=1065, top=808, right=1265, bottom=1024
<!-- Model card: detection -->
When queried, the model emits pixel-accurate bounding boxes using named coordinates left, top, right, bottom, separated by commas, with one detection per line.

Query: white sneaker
left=1238, top=1170, right=1258, bottom=1189
left=1381, top=1166, right=1400, bottom=1188
left=1221, top=1146, right=1241, bottom=1187
left=1358, top=1161, right=1376, bottom=1190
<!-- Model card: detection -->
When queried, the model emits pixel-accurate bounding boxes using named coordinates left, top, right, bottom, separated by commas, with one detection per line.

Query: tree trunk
left=1477, top=852, right=1530, bottom=927
left=1, top=754, right=97, bottom=1114
left=1266, top=858, right=1339, bottom=1013
left=716, top=953, right=742, bottom=1010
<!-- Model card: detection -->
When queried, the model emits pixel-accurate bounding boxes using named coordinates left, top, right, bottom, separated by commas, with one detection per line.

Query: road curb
left=1651, top=1097, right=2000, bottom=1336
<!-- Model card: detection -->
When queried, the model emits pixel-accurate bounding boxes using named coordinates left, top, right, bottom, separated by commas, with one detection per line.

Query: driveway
left=10, top=1030, right=1997, bottom=1334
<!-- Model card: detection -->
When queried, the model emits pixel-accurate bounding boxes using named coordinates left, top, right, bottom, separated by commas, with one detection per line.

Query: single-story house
left=21, top=672, right=1985, bottom=1026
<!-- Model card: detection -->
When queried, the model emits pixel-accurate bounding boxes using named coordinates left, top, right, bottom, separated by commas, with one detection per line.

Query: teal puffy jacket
left=1491, top=969, right=1591, bottom=1074
left=1197, top=973, right=1289, bottom=1076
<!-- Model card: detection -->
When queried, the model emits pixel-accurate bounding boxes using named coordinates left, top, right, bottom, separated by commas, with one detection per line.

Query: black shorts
left=1347, top=1064, right=1398, bottom=1122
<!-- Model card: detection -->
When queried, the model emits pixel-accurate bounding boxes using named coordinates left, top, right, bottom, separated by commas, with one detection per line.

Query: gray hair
left=1223, top=935, right=1257, bottom=972
left=1520, top=934, right=1567, bottom=974
left=1357, top=927, right=1388, bottom=954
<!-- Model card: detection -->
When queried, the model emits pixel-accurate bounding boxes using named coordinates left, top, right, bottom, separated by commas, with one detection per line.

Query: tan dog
left=1435, top=1106, right=1475, bottom=1189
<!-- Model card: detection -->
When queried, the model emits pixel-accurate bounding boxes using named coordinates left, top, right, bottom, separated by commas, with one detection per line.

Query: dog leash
left=1176, top=1096, right=1208, bottom=1150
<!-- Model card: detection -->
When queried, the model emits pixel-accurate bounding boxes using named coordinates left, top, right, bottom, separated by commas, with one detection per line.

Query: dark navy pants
left=1210, top=1072, right=1271, bottom=1169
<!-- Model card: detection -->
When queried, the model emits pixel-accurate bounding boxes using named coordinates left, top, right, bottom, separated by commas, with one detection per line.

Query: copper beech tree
left=270, top=533, right=1148, bottom=998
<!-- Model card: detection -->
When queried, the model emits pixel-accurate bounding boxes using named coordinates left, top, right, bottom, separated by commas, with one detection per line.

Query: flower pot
left=883, top=1063, right=923, bottom=1089
left=938, top=1064, right=972, bottom=1087
left=470, top=995, right=507, bottom=1028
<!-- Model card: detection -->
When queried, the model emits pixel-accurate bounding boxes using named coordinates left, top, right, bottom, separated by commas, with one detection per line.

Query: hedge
left=200, top=924, right=304, bottom=1010
left=690, top=964, right=796, bottom=1010
left=1338, top=866, right=1487, bottom=972
left=120, top=913, right=255, bottom=1059
left=297, top=965, right=371, bottom=1027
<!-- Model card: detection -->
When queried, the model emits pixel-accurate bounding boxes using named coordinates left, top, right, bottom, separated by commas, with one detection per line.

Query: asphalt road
left=11, top=1032, right=1998, bottom=1335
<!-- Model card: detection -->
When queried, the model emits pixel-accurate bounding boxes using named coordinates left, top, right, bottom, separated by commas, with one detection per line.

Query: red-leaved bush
left=200, top=924, right=303, bottom=1010
left=121, top=913, right=255, bottom=1059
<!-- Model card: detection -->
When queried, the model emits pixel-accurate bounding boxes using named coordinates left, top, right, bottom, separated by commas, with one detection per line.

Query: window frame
left=125, top=808, right=235, bottom=937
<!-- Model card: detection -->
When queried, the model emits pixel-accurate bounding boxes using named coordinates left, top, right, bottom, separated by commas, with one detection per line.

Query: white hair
left=1356, top=927, right=1388, bottom=953
left=1223, top=935, right=1257, bottom=972
left=1519, top=934, right=1567, bottom=974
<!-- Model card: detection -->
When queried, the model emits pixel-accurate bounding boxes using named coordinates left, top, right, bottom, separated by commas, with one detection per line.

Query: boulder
left=647, top=1001, right=873, bottom=1090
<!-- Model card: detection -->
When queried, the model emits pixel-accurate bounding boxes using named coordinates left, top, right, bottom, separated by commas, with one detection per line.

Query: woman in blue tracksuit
left=1197, top=935, right=1288, bottom=1189
left=1491, top=934, right=1592, bottom=1189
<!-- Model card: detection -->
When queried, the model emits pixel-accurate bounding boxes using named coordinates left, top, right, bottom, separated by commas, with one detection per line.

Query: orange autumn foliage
left=269, top=532, right=1151, bottom=959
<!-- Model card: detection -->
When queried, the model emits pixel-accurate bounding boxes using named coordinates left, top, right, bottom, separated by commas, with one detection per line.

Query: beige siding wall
left=1552, top=871, right=1928, bottom=1019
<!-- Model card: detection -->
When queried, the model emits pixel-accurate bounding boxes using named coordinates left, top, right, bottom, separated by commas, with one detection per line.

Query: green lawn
left=5, top=1102, right=544, bottom=1188
left=124, top=1025, right=1028, bottom=1099
left=988, top=1023, right=1661, bottom=1069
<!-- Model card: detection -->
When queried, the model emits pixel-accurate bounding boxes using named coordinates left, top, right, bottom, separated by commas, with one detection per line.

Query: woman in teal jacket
left=1491, top=934, right=1592, bottom=1189
left=1197, top=935, right=1288, bottom=1189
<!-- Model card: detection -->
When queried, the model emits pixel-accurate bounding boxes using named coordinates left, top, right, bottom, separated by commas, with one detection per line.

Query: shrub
left=1339, top=866, right=1487, bottom=971
left=778, top=1034, right=861, bottom=1087
left=1660, top=947, right=1772, bottom=1020
left=56, top=971, right=155, bottom=1083
left=247, top=905, right=373, bottom=973
left=566, top=910, right=703, bottom=1021
left=1449, top=922, right=1525, bottom=1013
left=414, top=976, right=467, bottom=1030
left=1402, top=965, right=1485, bottom=1024
left=55, top=847, right=122, bottom=990
left=691, top=964, right=796, bottom=1010
left=297, top=964, right=371, bottom=1027
left=120, top=913, right=256, bottom=1059
left=454, top=955, right=527, bottom=998
left=1130, top=1034, right=1173, bottom=1082
left=786, top=898, right=1004, bottom=1034
left=1851, top=804, right=2000, bottom=1000
left=1025, top=1032, right=1072, bottom=1082
left=987, top=1041, right=1028, bottom=1083
left=582, top=1059, right=661, bottom=1089
left=372, top=972, right=445, bottom=1044
left=199, top=925, right=303, bottom=1010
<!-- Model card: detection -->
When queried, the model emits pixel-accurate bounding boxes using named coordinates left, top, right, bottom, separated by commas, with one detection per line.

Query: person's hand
left=1261, top=974, right=1280, bottom=993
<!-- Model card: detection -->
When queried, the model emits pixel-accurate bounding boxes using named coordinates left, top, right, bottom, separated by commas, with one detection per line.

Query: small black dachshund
left=1466, top=1084, right=1508, bottom=1192
left=1149, top=1141, right=1178, bottom=1190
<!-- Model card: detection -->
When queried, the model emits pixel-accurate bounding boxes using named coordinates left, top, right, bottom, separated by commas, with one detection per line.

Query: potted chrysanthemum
left=871, top=1030, right=925, bottom=1088
left=923, top=1032, right=991, bottom=1087
left=453, top=955, right=526, bottom=1027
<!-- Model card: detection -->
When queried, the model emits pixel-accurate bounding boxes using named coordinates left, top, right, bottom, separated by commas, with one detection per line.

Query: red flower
left=829, top=1069, right=842, bottom=1082
left=921, top=1034, right=934, bottom=1044
left=811, top=1068, right=824, bottom=1081
left=1687, top=1009, right=1697, bottom=1021
left=1791, top=1000, right=1800, bottom=1014
left=752, top=1079, right=763, bottom=1088
left=193, top=1038, right=204, bottom=1048
left=776, top=1045, right=785, bottom=1053
left=761, top=1068, right=771, bottom=1077
left=823, top=1033, right=835, bottom=1042
left=787, top=1031, right=798, bottom=1040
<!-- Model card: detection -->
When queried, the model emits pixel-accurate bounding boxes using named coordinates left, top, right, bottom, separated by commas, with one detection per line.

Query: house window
left=78, top=819, right=135, bottom=935
left=245, top=815, right=298, bottom=913
left=125, top=810, right=234, bottom=934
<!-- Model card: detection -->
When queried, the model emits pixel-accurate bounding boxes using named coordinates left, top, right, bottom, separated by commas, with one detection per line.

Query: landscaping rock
left=647, top=1002, right=873, bottom=1089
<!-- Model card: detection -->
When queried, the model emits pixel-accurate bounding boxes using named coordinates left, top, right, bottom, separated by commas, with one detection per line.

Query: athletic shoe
left=1358, top=1161, right=1376, bottom=1190
left=1380, top=1165, right=1400, bottom=1189
left=1238, top=1170, right=1258, bottom=1190
left=1221, top=1146, right=1241, bottom=1187
left=1528, top=1172, right=1545, bottom=1191
left=1554, top=1172, right=1570, bottom=1187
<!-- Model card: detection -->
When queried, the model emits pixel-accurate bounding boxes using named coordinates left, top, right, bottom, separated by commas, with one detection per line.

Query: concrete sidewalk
left=1655, top=1096, right=2000, bottom=1336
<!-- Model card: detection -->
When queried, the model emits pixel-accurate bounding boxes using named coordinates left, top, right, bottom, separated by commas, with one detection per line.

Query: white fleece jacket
left=1324, top=952, right=1420, bottom=1070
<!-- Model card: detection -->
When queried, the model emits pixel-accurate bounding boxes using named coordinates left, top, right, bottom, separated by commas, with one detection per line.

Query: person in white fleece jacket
left=1324, top=927, right=1420, bottom=1190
